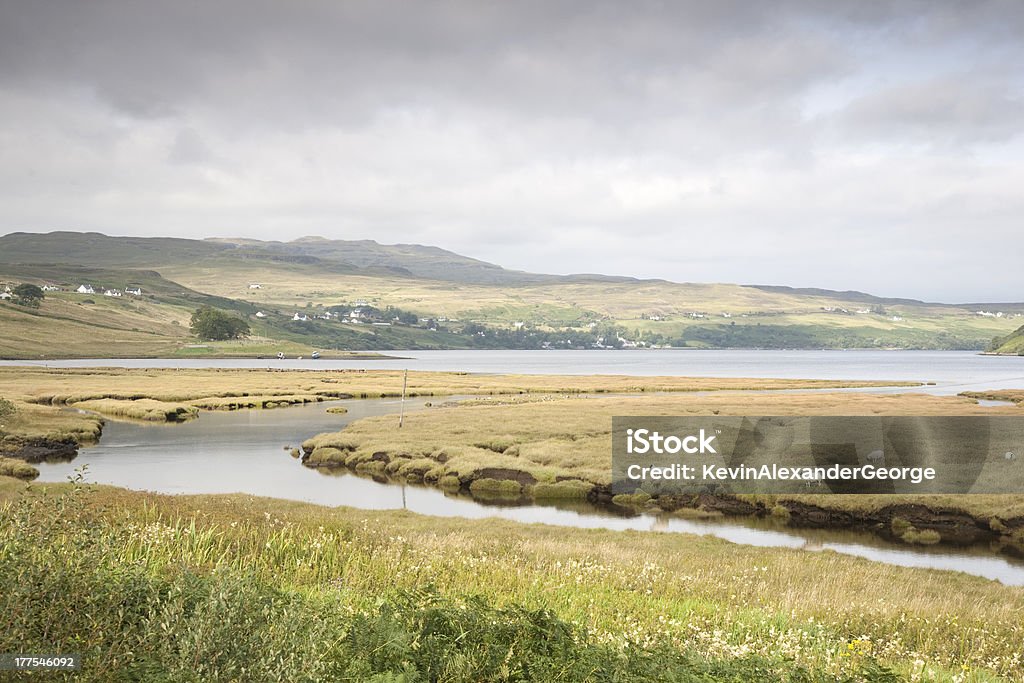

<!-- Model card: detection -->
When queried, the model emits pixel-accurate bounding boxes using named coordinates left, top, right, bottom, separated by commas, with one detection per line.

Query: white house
left=292, top=312, right=309, bottom=322
left=125, top=286, right=142, bottom=296
left=41, top=285, right=61, bottom=292
left=104, top=289, right=122, bottom=297
left=248, top=283, right=262, bottom=289
left=255, top=311, right=267, bottom=318
left=76, top=284, right=95, bottom=294
left=0, top=291, right=11, bottom=300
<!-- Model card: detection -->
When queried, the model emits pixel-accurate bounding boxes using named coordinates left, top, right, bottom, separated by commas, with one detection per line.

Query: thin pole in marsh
left=399, top=368, right=408, bottom=428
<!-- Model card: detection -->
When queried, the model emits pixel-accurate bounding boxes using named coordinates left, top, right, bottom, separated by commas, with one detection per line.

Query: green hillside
left=1, top=231, right=1022, bottom=356
left=989, top=324, right=1024, bottom=355
left=0, top=264, right=477, bottom=358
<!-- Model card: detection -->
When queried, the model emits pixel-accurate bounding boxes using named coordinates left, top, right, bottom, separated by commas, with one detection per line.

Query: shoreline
left=6, top=470, right=1024, bottom=574
left=301, top=445, right=1024, bottom=559
left=0, top=351, right=407, bottom=362
left=2, top=347, right=1015, bottom=362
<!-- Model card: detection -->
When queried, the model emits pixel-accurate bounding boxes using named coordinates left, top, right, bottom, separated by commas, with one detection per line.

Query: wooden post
left=398, top=368, right=408, bottom=428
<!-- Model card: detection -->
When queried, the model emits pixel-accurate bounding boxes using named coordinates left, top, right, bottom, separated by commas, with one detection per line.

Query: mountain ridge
left=2, top=231, right=1016, bottom=305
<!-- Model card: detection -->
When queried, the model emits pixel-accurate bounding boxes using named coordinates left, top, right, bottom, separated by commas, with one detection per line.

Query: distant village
left=0, top=282, right=143, bottom=299
left=72, top=284, right=144, bottom=297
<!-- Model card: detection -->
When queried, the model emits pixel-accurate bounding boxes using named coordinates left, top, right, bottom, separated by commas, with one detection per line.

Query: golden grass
left=0, top=366, right=915, bottom=407
left=963, top=390, right=1024, bottom=404
left=766, top=493, right=1024, bottom=521
left=0, top=367, right=915, bottom=469
left=306, top=391, right=1024, bottom=522
left=0, top=400, right=104, bottom=444
left=0, top=456, right=37, bottom=480
left=70, top=398, right=200, bottom=422
left=186, top=394, right=328, bottom=410
left=309, top=391, right=1020, bottom=484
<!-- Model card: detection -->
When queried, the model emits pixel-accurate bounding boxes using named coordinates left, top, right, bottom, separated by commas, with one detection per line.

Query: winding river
left=33, top=395, right=1024, bottom=586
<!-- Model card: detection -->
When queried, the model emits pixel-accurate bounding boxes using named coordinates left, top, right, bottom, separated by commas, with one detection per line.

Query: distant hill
left=0, top=231, right=231, bottom=267
left=2, top=230, right=1022, bottom=355
left=208, top=236, right=557, bottom=285
left=0, top=231, right=644, bottom=286
left=746, top=285, right=935, bottom=307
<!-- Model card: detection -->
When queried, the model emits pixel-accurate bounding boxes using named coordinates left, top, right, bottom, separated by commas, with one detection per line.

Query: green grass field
left=2, top=478, right=1022, bottom=681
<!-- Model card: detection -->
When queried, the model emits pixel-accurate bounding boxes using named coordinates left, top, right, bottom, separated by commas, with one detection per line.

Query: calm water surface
left=35, top=398, right=1024, bottom=586
left=6, top=350, right=1024, bottom=395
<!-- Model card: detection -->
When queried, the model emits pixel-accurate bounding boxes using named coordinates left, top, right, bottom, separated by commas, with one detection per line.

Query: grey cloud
left=836, top=77, right=1024, bottom=145
left=0, top=1, right=1022, bottom=301
left=0, top=1, right=855, bottom=123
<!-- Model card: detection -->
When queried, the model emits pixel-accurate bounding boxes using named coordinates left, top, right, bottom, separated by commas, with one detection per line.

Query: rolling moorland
left=1, top=231, right=1022, bottom=358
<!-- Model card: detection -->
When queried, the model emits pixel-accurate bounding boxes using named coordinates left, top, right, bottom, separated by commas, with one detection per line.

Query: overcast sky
left=1, top=1, right=1022, bottom=302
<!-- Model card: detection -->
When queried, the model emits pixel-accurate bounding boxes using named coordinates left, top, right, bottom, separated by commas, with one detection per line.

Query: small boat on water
left=276, top=352, right=285, bottom=360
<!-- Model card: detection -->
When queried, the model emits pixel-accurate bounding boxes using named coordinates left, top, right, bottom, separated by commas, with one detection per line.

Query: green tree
left=12, top=283, right=44, bottom=307
left=190, top=306, right=250, bottom=341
